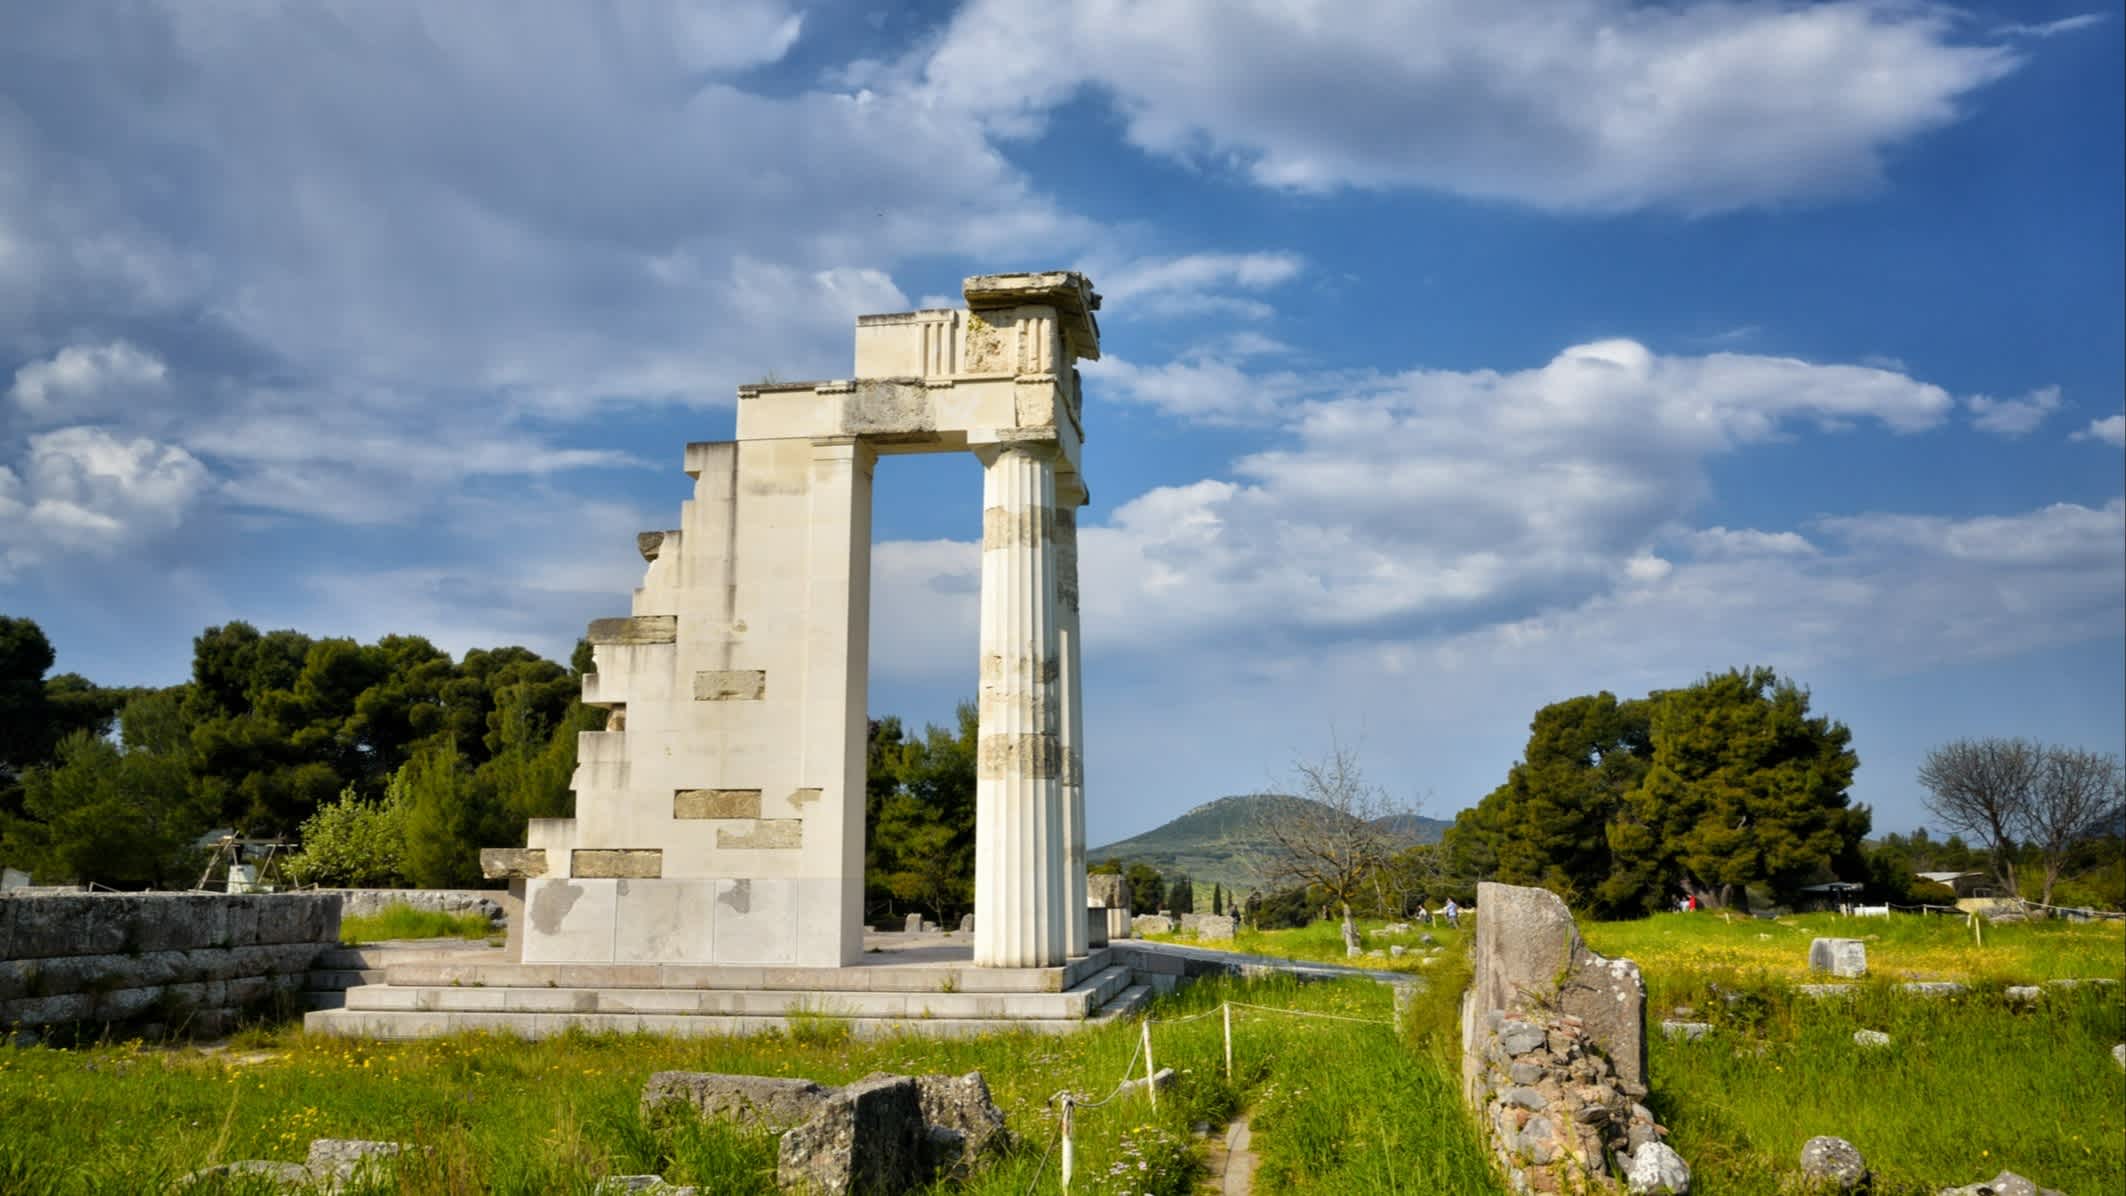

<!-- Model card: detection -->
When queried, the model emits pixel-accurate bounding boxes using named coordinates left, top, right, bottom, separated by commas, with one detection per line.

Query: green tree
left=398, top=740, right=502, bottom=888
left=866, top=703, right=979, bottom=921
left=1167, top=873, right=1195, bottom=915
left=283, top=780, right=410, bottom=888
left=1124, top=862, right=1166, bottom=915
left=3, top=725, right=212, bottom=889
left=1601, top=667, right=1865, bottom=913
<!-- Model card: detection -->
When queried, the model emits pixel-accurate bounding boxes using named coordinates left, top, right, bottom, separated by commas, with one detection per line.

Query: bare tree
left=1917, top=738, right=2040, bottom=898
left=2026, top=748, right=2125, bottom=907
left=1248, top=742, right=1410, bottom=957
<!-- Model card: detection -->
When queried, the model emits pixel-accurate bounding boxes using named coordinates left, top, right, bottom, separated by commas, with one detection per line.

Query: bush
left=283, top=781, right=408, bottom=888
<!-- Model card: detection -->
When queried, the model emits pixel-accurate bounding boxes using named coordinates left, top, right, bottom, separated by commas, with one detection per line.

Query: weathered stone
left=1466, top=883, right=1646, bottom=1093
left=1660, top=1021, right=1711, bottom=1041
left=909, top=1071, right=1011, bottom=1177
left=1508, top=1060, right=1545, bottom=1085
left=715, top=820, right=801, bottom=850
left=1852, top=1029, right=1892, bottom=1048
left=672, top=789, right=763, bottom=820
left=1181, top=913, right=1237, bottom=940
left=1499, top=1023, right=1549, bottom=1056
left=641, top=1072, right=835, bottom=1130
left=692, top=669, right=766, bottom=701
left=1900, top=981, right=1966, bottom=998
left=1808, top=938, right=1868, bottom=978
left=2004, top=985, right=2042, bottom=1005
left=1132, top=914, right=1174, bottom=936
left=959, top=915, right=975, bottom=934
left=573, top=849, right=662, bottom=879
left=1797, top=984, right=1855, bottom=999
left=1625, top=1142, right=1691, bottom=1194
left=905, top=913, right=924, bottom=934
left=1799, top=1136, right=1869, bottom=1190
left=776, top=1075, right=928, bottom=1196
left=2113, top=1042, right=2125, bottom=1070
left=1936, top=1171, right=2062, bottom=1196
left=1086, top=874, right=1129, bottom=909
left=598, top=1177, right=698, bottom=1195
left=587, top=615, right=678, bottom=645
left=178, top=1160, right=314, bottom=1189
left=307, top=1139, right=412, bottom=1184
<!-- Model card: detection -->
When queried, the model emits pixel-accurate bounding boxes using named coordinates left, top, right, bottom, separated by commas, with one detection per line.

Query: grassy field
left=1590, top=911, right=2125, bottom=1195
left=0, top=969, right=1499, bottom=1195
left=1151, top=917, right=1473, bottom=975
left=1167, top=909, right=2125, bottom=1193
left=337, top=905, right=499, bottom=946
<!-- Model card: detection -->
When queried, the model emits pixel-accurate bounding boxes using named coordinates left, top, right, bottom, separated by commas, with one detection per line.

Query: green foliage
left=1446, top=668, right=1868, bottom=916
left=864, top=704, right=978, bottom=922
left=1167, top=873, right=1195, bottom=914
left=1125, top=861, right=1167, bottom=914
left=339, top=903, right=497, bottom=944
left=2, top=725, right=211, bottom=889
left=399, top=740, right=500, bottom=889
left=283, top=782, right=409, bottom=888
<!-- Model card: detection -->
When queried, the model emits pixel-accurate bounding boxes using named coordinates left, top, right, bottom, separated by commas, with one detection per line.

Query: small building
left=1796, top=881, right=1865, bottom=914
left=1915, top=870, right=2000, bottom=899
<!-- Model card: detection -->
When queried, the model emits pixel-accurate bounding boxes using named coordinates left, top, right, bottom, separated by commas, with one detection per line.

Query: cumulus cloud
left=1967, top=385, right=2063, bottom=437
left=0, top=426, right=212, bottom=578
left=1991, top=14, right=2107, bottom=38
left=2072, top=414, right=2125, bottom=446
left=915, top=0, right=2022, bottom=212
left=9, top=342, right=168, bottom=425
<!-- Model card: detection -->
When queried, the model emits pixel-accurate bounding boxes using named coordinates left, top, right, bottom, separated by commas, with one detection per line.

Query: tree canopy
left=1445, top=667, right=1868, bottom=916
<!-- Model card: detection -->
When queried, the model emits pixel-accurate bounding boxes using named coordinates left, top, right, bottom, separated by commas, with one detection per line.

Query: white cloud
left=1991, top=14, right=2107, bottom=38
left=9, top=342, right=168, bottom=424
left=1967, top=385, right=2062, bottom=437
left=916, top=0, right=2022, bottom=212
left=1092, top=251, right=1305, bottom=321
left=0, top=426, right=212, bottom=577
left=2072, top=414, right=2125, bottom=447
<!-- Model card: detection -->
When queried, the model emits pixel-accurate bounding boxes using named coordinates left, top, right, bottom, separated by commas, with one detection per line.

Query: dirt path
left=1204, top=1114, right=1258, bottom=1196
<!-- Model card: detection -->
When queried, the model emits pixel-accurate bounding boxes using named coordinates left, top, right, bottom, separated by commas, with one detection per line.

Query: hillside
left=1087, top=793, right=1451, bottom=901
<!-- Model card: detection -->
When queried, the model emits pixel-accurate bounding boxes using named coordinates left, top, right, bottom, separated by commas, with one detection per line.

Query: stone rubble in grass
left=180, top=1139, right=416, bottom=1193
left=2113, top=1042, right=2125, bottom=1070
left=1935, top=1170, right=2065, bottom=1196
left=643, top=1068, right=1010, bottom=1193
left=1624, top=1141, right=1691, bottom=1194
left=597, top=1177, right=698, bottom=1195
left=1659, top=1021, right=1711, bottom=1041
left=1798, top=1135, right=1870, bottom=1191
left=1808, top=938, right=1868, bottom=978
left=1852, top=1029, right=1892, bottom=1048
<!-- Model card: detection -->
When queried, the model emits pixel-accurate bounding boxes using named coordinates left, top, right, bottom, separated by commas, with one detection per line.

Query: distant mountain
left=1087, top=794, right=1451, bottom=901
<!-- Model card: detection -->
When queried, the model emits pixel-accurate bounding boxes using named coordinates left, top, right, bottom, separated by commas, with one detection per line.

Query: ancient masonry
left=481, top=273, right=1100, bottom=970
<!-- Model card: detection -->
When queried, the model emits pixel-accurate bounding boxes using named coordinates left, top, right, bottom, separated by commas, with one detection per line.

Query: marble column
left=972, top=441, right=1067, bottom=967
left=1055, top=474, right=1090, bottom=957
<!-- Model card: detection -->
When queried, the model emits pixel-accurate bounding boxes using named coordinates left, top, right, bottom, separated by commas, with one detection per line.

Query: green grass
left=1149, top=916, right=1472, bottom=975
left=1586, top=911, right=2126, bottom=1194
left=0, top=973, right=1501, bottom=1195
left=337, top=905, right=498, bottom=946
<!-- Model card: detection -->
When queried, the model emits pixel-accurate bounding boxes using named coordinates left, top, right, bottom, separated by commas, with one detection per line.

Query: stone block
left=1086, top=874, right=1129, bottom=909
left=776, top=1075, right=928, bottom=1196
left=574, top=850, right=663, bottom=879
left=641, top=1072, right=835, bottom=1130
left=226, top=898, right=260, bottom=947
left=612, top=880, right=714, bottom=963
left=1181, top=913, right=1237, bottom=940
left=588, top=615, right=679, bottom=645
left=1799, top=1136, right=1869, bottom=1191
left=715, top=820, right=802, bottom=850
left=1132, top=914, right=1173, bottom=936
left=692, top=670, right=766, bottom=701
left=1466, top=882, right=1646, bottom=1093
left=481, top=848, right=549, bottom=879
left=907, top=1071, right=1010, bottom=1177
left=523, top=879, right=621, bottom=963
left=673, top=789, right=762, bottom=820
left=712, top=879, right=797, bottom=964
left=1808, top=938, right=1867, bottom=978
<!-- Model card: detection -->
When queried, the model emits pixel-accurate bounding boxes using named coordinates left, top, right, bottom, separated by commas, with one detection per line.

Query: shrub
left=283, top=780, right=408, bottom=888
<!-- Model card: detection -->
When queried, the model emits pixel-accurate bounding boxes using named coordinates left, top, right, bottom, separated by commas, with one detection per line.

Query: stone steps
left=373, top=946, right=1116, bottom=995
left=303, top=956, right=1143, bottom=1041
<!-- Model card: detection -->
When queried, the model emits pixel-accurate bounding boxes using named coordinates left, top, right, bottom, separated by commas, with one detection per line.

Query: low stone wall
left=315, top=888, right=508, bottom=924
left=1, top=892, right=341, bottom=1044
left=1461, top=882, right=1687, bottom=1194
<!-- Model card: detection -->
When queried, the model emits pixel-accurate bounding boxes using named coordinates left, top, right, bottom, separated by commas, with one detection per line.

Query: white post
left=971, top=441, right=1067, bottom=968
left=1059, top=1094, right=1075, bottom=1192
left=1222, top=1001, right=1233, bottom=1081
left=1142, top=1018, right=1157, bottom=1112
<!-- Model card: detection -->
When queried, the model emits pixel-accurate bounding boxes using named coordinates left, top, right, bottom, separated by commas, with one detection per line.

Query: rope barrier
left=1225, top=1001, right=1395, bottom=1026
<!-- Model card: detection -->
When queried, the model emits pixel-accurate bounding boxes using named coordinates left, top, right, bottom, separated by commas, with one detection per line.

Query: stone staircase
left=304, top=945, right=1148, bottom=1040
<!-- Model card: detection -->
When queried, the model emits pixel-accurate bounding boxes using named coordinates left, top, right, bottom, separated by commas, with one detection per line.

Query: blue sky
left=2, top=0, right=2120, bottom=843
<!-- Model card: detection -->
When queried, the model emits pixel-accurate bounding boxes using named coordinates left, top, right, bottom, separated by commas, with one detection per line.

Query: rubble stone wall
left=0, top=892, right=341, bottom=1044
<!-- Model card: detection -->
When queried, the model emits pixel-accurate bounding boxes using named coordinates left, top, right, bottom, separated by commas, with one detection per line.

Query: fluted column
left=972, top=441, right=1067, bottom=967
left=1055, top=475, right=1090, bottom=957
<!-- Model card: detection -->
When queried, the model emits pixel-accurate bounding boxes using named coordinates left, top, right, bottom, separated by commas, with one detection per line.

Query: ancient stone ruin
left=1461, top=881, right=1681, bottom=1193
left=480, top=272, right=1100, bottom=971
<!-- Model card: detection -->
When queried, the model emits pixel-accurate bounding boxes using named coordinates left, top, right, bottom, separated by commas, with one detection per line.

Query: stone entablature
left=495, top=273, right=1099, bottom=970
